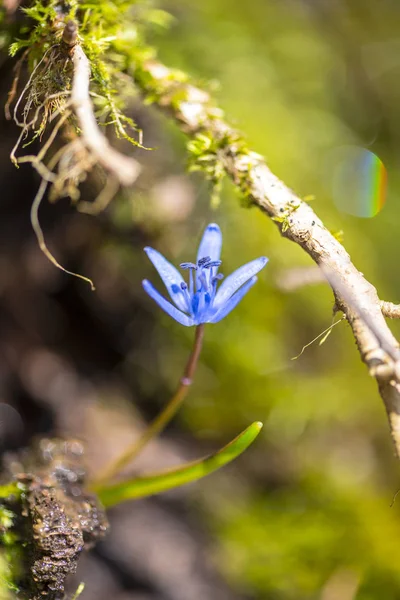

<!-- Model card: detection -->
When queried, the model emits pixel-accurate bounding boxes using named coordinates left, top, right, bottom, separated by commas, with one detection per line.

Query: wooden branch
left=71, top=44, right=141, bottom=187
left=133, top=59, right=400, bottom=456
left=381, top=301, right=400, bottom=319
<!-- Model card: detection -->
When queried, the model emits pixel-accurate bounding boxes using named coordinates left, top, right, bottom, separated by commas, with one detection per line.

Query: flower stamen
left=180, top=262, right=197, bottom=270
left=198, top=256, right=212, bottom=267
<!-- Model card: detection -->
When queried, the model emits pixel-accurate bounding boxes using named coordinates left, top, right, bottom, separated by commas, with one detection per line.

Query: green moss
left=3, top=0, right=172, bottom=152
left=0, top=486, right=23, bottom=597
left=272, top=199, right=301, bottom=233
left=187, top=130, right=252, bottom=208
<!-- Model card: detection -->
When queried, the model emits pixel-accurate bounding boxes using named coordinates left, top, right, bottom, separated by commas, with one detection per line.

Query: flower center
left=178, top=256, right=223, bottom=319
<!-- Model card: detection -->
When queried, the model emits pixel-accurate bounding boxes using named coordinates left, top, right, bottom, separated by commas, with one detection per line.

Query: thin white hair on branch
left=291, top=315, right=346, bottom=361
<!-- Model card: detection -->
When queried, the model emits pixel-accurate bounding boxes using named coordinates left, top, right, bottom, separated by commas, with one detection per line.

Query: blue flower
left=142, top=223, right=268, bottom=326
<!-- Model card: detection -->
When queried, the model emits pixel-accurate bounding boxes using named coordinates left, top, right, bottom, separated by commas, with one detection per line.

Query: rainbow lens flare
left=331, top=146, right=387, bottom=218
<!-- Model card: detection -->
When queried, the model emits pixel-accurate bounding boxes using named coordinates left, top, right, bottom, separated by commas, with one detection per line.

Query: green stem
left=92, top=324, right=206, bottom=487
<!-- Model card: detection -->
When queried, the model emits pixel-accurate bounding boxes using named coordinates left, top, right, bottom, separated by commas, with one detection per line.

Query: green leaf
left=96, top=421, right=263, bottom=508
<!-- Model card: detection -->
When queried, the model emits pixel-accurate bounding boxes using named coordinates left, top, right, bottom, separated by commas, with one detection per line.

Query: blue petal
left=142, top=280, right=195, bottom=326
left=196, top=223, right=222, bottom=264
left=208, top=276, right=258, bottom=323
left=214, top=257, right=268, bottom=309
left=144, top=247, right=188, bottom=312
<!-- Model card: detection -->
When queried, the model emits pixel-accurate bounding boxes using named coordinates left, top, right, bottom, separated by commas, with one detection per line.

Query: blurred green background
left=3, top=0, right=400, bottom=599
left=136, top=1, right=400, bottom=598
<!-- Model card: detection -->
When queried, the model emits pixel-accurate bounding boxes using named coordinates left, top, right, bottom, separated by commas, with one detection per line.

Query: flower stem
left=92, top=324, right=205, bottom=487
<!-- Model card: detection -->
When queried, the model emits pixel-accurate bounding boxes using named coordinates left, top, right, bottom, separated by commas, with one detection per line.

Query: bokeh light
left=330, top=146, right=387, bottom=218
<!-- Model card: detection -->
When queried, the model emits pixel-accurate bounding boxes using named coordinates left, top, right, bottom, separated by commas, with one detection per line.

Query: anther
left=198, top=256, right=212, bottom=267
left=180, top=262, right=197, bottom=270
left=204, top=260, right=222, bottom=269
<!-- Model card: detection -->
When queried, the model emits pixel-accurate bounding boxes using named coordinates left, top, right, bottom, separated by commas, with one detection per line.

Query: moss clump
left=187, top=130, right=257, bottom=208
left=0, top=484, right=23, bottom=598
left=5, top=0, right=169, bottom=154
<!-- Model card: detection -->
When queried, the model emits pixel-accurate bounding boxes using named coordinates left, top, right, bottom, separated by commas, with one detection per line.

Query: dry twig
left=381, top=301, right=400, bottom=320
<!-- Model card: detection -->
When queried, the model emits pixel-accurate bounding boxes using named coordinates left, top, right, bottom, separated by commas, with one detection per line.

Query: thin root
left=5, top=48, right=29, bottom=120
left=78, top=176, right=119, bottom=215
left=31, top=179, right=95, bottom=290
left=8, top=30, right=141, bottom=289
left=13, top=45, right=58, bottom=127
left=10, top=94, right=71, bottom=163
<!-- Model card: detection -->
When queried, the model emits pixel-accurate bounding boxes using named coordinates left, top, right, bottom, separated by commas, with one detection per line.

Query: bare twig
left=71, top=44, right=141, bottom=187
left=381, top=301, right=400, bottom=319
left=276, top=265, right=325, bottom=292
left=134, top=59, right=400, bottom=455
